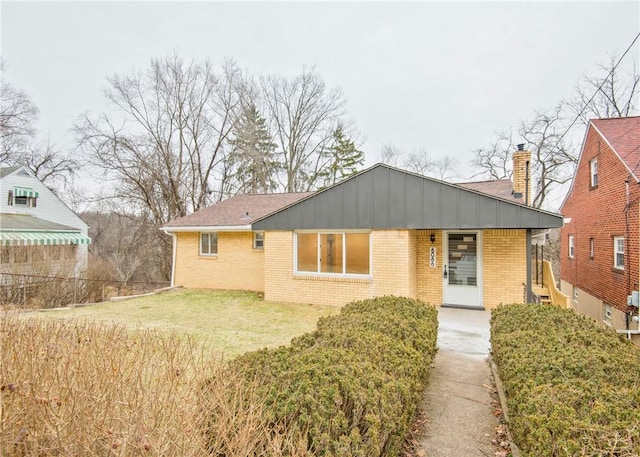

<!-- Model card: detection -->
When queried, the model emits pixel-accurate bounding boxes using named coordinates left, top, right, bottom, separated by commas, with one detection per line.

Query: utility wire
left=549, top=32, right=640, bottom=153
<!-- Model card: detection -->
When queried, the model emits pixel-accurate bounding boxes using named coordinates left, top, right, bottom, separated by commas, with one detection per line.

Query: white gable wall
left=0, top=167, right=88, bottom=234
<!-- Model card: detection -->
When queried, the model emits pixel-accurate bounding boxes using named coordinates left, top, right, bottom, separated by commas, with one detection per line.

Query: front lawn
left=31, top=288, right=339, bottom=358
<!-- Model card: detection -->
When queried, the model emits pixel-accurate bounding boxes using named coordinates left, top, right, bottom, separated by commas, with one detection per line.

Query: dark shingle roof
left=457, top=179, right=522, bottom=203
left=163, top=193, right=312, bottom=229
left=0, top=213, right=79, bottom=231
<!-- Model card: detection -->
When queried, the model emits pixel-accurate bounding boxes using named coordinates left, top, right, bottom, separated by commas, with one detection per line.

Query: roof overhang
left=162, top=224, right=252, bottom=234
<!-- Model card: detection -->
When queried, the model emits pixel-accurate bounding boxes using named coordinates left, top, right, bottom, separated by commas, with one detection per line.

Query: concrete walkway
left=416, top=306, right=499, bottom=457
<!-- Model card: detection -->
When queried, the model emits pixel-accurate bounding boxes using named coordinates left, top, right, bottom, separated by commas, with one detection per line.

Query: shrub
left=491, top=304, right=640, bottom=456
left=226, top=296, right=439, bottom=457
left=1, top=314, right=301, bottom=457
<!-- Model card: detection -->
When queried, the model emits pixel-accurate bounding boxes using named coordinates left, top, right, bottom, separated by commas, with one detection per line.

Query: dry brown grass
left=0, top=314, right=307, bottom=456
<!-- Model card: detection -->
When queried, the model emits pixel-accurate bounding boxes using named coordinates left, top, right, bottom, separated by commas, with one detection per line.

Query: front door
left=444, top=232, right=482, bottom=308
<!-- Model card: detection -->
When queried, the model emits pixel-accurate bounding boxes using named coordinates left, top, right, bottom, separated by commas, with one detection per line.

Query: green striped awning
left=14, top=187, right=39, bottom=198
left=0, top=231, right=91, bottom=246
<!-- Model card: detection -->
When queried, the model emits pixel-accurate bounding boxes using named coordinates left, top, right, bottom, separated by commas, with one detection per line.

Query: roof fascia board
left=162, top=224, right=252, bottom=233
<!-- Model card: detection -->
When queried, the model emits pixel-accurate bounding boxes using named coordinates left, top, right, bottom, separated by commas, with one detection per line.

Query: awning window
left=0, top=231, right=91, bottom=246
left=14, top=187, right=39, bottom=198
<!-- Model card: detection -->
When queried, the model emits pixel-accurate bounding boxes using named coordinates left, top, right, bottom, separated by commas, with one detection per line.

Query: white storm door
left=443, top=232, right=482, bottom=307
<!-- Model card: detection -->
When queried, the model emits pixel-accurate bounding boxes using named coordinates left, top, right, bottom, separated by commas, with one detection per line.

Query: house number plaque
left=430, top=247, right=437, bottom=268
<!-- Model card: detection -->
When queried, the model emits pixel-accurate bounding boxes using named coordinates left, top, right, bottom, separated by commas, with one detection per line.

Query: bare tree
left=470, top=104, right=576, bottom=208
left=379, top=144, right=458, bottom=181
left=0, top=64, right=76, bottom=186
left=469, top=130, right=515, bottom=181
left=75, top=54, right=244, bottom=227
left=432, top=156, right=460, bottom=181
left=261, top=68, right=348, bottom=192
left=379, top=144, right=402, bottom=167
left=0, top=68, right=37, bottom=160
left=571, top=54, right=639, bottom=124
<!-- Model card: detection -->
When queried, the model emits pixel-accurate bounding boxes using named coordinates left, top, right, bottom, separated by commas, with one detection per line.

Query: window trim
left=294, top=230, right=371, bottom=278
left=253, top=232, right=264, bottom=250
left=589, top=158, right=598, bottom=188
left=568, top=234, right=575, bottom=259
left=199, top=232, right=218, bottom=256
left=614, top=236, right=624, bottom=270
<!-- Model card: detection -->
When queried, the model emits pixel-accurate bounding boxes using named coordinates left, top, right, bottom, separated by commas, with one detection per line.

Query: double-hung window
left=614, top=236, right=624, bottom=270
left=295, top=232, right=370, bottom=276
left=200, top=232, right=218, bottom=256
left=568, top=235, right=575, bottom=259
left=253, top=232, right=264, bottom=249
left=589, top=158, right=598, bottom=187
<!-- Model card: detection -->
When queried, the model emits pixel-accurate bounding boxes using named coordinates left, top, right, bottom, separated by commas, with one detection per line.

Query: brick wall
left=482, top=229, right=527, bottom=309
left=561, top=127, right=640, bottom=313
left=416, top=230, right=443, bottom=305
left=173, top=231, right=265, bottom=291
left=513, top=150, right=532, bottom=204
left=263, top=230, right=417, bottom=306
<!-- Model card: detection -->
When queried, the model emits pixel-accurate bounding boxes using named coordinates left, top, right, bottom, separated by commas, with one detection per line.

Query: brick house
left=560, top=116, right=640, bottom=338
left=163, top=158, right=563, bottom=309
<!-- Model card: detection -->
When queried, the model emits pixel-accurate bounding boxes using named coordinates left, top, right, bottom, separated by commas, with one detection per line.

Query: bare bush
left=0, top=316, right=314, bottom=456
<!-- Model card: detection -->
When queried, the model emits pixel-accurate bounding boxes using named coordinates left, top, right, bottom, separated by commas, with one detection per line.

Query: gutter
left=162, top=224, right=252, bottom=234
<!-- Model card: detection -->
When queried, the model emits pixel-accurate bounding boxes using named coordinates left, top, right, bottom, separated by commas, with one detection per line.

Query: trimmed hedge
left=227, top=296, right=438, bottom=457
left=491, top=304, right=640, bottom=456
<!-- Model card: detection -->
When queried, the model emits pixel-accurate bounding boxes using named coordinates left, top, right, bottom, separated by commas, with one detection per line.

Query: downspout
left=171, top=233, right=177, bottom=287
left=526, top=229, right=533, bottom=303
left=525, top=160, right=530, bottom=206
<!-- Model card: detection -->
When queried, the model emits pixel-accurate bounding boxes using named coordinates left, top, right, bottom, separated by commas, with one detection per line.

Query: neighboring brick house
left=0, top=165, right=91, bottom=283
left=560, top=116, right=640, bottom=337
left=164, top=159, right=563, bottom=309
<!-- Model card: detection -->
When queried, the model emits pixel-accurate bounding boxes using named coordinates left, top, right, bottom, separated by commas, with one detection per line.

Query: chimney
left=512, top=144, right=532, bottom=205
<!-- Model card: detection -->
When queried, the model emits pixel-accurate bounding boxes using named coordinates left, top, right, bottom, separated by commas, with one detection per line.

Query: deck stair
left=532, top=285, right=552, bottom=304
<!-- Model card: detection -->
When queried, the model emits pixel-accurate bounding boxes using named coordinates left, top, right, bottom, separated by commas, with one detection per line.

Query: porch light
left=430, top=233, right=436, bottom=243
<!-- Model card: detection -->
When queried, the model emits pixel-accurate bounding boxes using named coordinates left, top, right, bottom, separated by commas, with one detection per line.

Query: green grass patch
left=30, top=289, right=339, bottom=358
left=491, top=304, right=640, bottom=456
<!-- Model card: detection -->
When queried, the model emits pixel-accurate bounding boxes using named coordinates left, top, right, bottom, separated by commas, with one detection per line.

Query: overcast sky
left=2, top=1, right=639, bottom=199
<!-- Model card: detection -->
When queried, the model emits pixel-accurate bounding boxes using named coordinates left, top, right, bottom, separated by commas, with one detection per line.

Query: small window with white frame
left=614, top=236, right=624, bottom=269
left=253, top=232, right=264, bottom=249
left=589, top=158, right=598, bottom=187
left=568, top=235, right=575, bottom=259
left=200, top=232, right=218, bottom=256
left=604, top=304, right=612, bottom=323
left=589, top=237, right=595, bottom=259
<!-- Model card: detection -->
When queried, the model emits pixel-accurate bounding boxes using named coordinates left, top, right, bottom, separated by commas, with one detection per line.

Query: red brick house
left=560, top=116, right=640, bottom=340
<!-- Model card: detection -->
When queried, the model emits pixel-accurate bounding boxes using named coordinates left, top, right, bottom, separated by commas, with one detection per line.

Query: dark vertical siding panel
left=478, top=199, right=498, bottom=228
left=342, top=178, right=358, bottom=228
left=459, top=194, right=479, bottom=228
left=422, top=180, right=441, bottom=228
left=328, top=185, right=344, bottom=229
left=441, top=186, right=459, bottom=228
left=301, top=198, right=316, bottom=229
left=498, top=202, right=518, bottom=227
left=389, top=170, right=407, bottom=228
left=406, top=174, right=424, bottom=228
left=315, top=194, right=331, bottom=229
left=358, top=171, right=374, bottom=227
left=373, top=166, right=390, bottom=228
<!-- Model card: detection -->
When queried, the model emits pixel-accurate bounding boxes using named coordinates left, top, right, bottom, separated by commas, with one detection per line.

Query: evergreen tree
left=317, top=124, right=364, bottom=187
left=227, top=103, right=278, bottom=194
